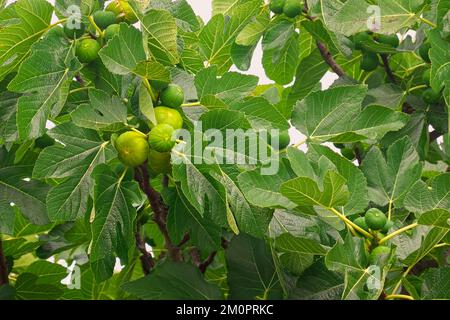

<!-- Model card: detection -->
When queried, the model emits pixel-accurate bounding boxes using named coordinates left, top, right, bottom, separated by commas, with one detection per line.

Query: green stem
left=88, top=15, right=104, bottom=37
left=69, top=86, right=94, bottom=94
left=391, top=264, right=413, bottom=295
left=181, top=102, right=201, bottom=107
left=330, top=208, right=373, bottom=238
left=385, top=294, right=414, bottom=300
left=420, top=17, right=437, bottom=28
left=128, top=127, right=147, bottom=137
left=388, top=201, right=393, bottom=221
left=379, top=223, right=418, bottom=245
left=142, top=78, right=158, bottom=102
left=408, top=84, right=427, bottom=93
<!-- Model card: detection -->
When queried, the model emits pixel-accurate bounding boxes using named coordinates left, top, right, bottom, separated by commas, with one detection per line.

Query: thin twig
left=199, top=252, right=217, bottom=273
left=177, top=234, right=190, bottom=247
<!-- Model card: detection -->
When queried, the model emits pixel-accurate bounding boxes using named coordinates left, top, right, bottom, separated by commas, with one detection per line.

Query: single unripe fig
left=104, top=24, right=120, bottom=41
left=381, top=220, right=394, bottom=234
left=365, top=208, right=387, bottom=230
left=148, top=124, right=176, bottom=152
left=160, top=84, right=184, bottom=108
left=64, top=22, right=86, bottom=39
left=148, top=149, right=171, bottom=176
left=360, top=52, right=379, bottom=71
left=76, top=39, right=101, bottom=63
left=106, top=0, right=138, bottom=24
left=419, top=42, right=431, bottom=63
left=353, top=32, right=371, bottom=50
left=377, top=34, right=399, bottom=47
left=269, top=0, right=286, bottom=14
left=93, top=10, right=116, bottom=29
left=283, top=0, right=302, bottom=18
left=369, top=246, right=390, bottom=264
left=269, top=129, right=290, bottom=149
left=422, top=88, right=441, bottom=104
left=154, top=106, right=183, bottom=130
left=354, top=217, right=369, bottom=233
left=115, top=131, right=149, bottom=167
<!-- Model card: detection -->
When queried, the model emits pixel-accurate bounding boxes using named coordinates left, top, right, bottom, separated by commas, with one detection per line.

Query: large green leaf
left=0, top=199, right=15, bottom=235
left=321, top=0, right=423, bottom=36
left=262, top=20, right=300, bottom=85
left=98, top=23, right=146, bottom=75
left=195, top=66, right=258, bottom=108
left=33, top=123, right=112, bottom=221
left=281, top=171, right=350, bottom=210
left=286, top=49, right=328, bottom=108
left=0, top=0, right=53, bottom=81
left=71, top=89, right=127, bottom=131
left=230, top=97, right=289, bottom=130
left=404, top=173, right=450, bottom=214
left=292, top=85, right=408, bottom=143
left=90, top=164, right=140, bottom=282
left=0, top=91, right=19, bottom=143
left=275, top=233, right=328, bottom=275
left=8, top=29, right=82, bottom=140
left=164, top=187, right=221, bottom=252
left=309, top=144, right=369, bottom=215
left=122, top=261, right=222, bottom=300
left=291, top=259, right=344, bottom=300
left=0, top=165, right=49, bottom=225
left=362, top=137, right=422, bottom=207
left=141, top=9, right=180, bottom=65
left=428, top=29, right=450, bottom=94
left=199, top=1, right=260, bottom=73
left=226, top=234, right=283, bottom=299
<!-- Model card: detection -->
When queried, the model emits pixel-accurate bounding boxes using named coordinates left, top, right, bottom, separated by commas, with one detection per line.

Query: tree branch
left=134, top=165, right=183, bottom=262
left=177, top=233, right=190, bottom=247
left=135, top=224, right=155, bottom=275
left=316, top=41, right=346, bottom=77
left=380, top=54, right=397, bottom=84
left=0, top=238, right=9, bottom=286
left=189, top=248, right=217, bottom=273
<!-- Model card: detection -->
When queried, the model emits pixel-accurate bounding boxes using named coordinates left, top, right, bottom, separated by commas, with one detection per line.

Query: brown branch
left=380, top=54, right=397, bottom=84
left=134, top=165, right=183, bottom=262
left=0, top=238, right=9, bottom=286
left=199, top=252, right=217, bottom=273
left=135, top=225, right=155, bottom=275
left=177, top=233, right=190, bottom=247
left=189, top=248, right=217, bottom=273
left=316, top=41, right=346, bottom=77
